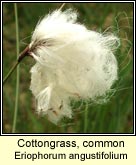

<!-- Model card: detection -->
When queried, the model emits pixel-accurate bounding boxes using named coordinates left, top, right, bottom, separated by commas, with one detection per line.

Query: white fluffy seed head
left=29, top=9, right=120, bottom=124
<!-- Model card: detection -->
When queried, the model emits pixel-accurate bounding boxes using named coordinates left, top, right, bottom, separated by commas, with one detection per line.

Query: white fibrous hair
left=29, top=9, right=120, bottom=124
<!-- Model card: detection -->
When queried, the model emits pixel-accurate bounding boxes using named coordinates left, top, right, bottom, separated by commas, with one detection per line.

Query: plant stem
left=59, top=3, right=65, bottom=10
left=3, top=61, right=19, bottom=85
left=3, top=45, right=29, bottom=85
left=12, top=3, right=19, bottom=133
left=84, top=102, right=88, bottom=133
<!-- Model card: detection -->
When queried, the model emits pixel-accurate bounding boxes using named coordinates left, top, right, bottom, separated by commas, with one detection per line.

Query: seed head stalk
left=12, top=3, right=20, bottom=133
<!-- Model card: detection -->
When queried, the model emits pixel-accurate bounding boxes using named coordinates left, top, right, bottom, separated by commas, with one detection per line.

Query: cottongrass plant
left=4, top=4, right=121, bottom=128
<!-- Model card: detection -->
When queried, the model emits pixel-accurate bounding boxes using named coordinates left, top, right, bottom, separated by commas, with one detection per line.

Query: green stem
left=84, top=102, right=88, bottom=133
left=12, top=3, right=20, bottom=133
left=3, top=61, right=19, bottom=85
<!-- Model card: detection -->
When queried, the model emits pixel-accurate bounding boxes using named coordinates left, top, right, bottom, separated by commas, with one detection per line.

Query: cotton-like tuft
left=29, top=9, right=120, bottom=124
